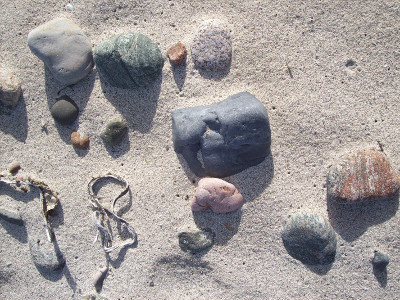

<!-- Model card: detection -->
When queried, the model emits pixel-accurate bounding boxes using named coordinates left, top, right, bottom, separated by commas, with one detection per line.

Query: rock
left=9, top=162, right=21, bottom=175
left=167, top=42, right=187, bottom=66
left=71, top=131, right=90, bottom=149
left=372, top=251, right=389, bottom=270
left=65, top=3, right=74, bottom=11
left=327, top=149, right=400, bottom=203
left=192, top=178, right=243, bottom=213
left=101, top=119, right=128, bottom=146
left=94, top=33, right=163, bottom=88
left=0, top=208, right=24, bottom=226
left=0, top=69, right=22, bottom=107
left=191, top=19, right=232, bottom=71
left=281, top=212, right=337, bottom=265
left=27, top=18, right=93, bottom=85
left=172, top=92, right=271, bottom=177
left=178, top=228, right=215, bottom=254
left=93, top=266, right=108, bottom=292
left=50, top=95, right=79, bottom=125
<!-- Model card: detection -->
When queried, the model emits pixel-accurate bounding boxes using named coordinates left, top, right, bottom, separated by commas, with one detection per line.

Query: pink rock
left=192, top=178, right=243, bottom=213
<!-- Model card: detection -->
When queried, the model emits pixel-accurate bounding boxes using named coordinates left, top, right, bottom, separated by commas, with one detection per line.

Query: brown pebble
left=327, top=149, right=400, bottom=203
left=71, top=131, right=90, bottom=149
left=167, top=42, right=187, bottom=66
left=9, top=163, right=21, bottom=174
left=224, top=223, right=235, bottom=231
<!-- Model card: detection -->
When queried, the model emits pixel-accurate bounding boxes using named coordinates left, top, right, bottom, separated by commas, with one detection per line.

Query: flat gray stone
left=94, top=32, right=163, bottom=88
left=0, top=69, right=21, bottom=107
left=101, top=119, right=128, bottom=146
left=50, top=95, right=79, bottom=125
left=172, top=92, right=271, bottom=177
left=191, top=19, right=232, bottom=71
left=372, top=251, right=389, bottom=270
left=28, top=18, right=93, bottom=85
left=281, top=212, right=337, bottom=265
left=178, top=228, right=214, bottom=254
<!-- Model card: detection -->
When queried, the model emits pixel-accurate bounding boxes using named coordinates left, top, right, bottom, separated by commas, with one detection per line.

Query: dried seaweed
left=0, top=173, right=59, bottom=242
left=88, top=174, right=137, bottom=253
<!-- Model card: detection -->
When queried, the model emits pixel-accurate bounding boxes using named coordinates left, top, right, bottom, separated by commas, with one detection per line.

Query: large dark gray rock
left=172, top=92, right=271, bottom=177
left=94, top=33, right=163, bottom=88
left=281, top=212, right=337, bottom=265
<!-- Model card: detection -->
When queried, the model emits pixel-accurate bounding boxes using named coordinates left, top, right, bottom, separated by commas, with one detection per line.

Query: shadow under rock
left=327, top=191, right=399, bottom=242
left=45, top=66, right=95, bottom=143
left=100, top=73, right=162, bottom=134
left=172, top=60, right=187, bottom=90
left=192, top=208, right=242, bottom=246
left=104, top=132, right=131, bottom=159
left=373, top=267, right=388, bottom=288
left=304, top=263, right=333, bottom=275
left=155, top=254, right=213, bottom=274
left=0, top=95, right=28, bottom=142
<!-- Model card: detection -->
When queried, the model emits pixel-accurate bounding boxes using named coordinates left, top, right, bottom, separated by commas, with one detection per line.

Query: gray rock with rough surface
left=94, top=33, right=163, bottom=88
left=0, top=69, right=22, bottom=107
left=178, top=228, right=215, bottom=254
left=27, top=18, right=93, bottom=85
left=101, top=119, right=128, bottom=146
left=172, top=92, right=271, bottom=177
left=281, top=212, right=337, bottom=265
left=372, top=251, right=389, bottom=270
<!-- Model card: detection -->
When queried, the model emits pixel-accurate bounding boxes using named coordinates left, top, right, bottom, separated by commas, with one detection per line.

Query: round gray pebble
left=50, top=95, right=79, bottom=125
left=281, top=212, right=337, bottom=265
left=372, top=251, right=389, bottom=270
left=191, top=19, right=232, bottom=71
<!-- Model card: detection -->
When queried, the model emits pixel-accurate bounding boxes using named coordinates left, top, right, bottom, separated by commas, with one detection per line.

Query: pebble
left=93, top=266, right=108, bottom=292
left=178, top=228, right=215, bottom=254
left=71, top=131, right=90, bottom=149
left=167, top=42, right=187, bottom=66
left=327, top=149, right=400, bottom=203
left=281, top=212, right=337, bottom=265
left=100, top=119, right=128, bottom=146
left=50, top=95, right=79, bottom=125
left=172, top=92, right=271, bottom=177
left=94, top=33, right=164, bottom=88
left=9, top=162, right=21, bottom=174
left=65, top=3, right=74, bottom=11
left=191, top=19, right=232, bottom=71
left=0, top=208, right=24, bottom=226
left=192, top=178, right=244, bottom=213
left=0, top=69, right=22, bottom=107
left=27, top=18, right=93, bottom=85
left=372, top=251, right=389, bottom=270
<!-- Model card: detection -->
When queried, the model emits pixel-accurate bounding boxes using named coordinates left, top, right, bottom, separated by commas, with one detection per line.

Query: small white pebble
left=65, top=3, right=74, bottom=11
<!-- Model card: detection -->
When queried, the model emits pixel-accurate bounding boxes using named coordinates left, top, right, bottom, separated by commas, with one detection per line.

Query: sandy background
left=1, top=0, right=400, bottom=299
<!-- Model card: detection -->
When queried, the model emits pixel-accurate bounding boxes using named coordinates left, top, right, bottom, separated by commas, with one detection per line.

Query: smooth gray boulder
left=27, top=18, right=93, bottom=85
left=172, top=92, right=271, bottom=177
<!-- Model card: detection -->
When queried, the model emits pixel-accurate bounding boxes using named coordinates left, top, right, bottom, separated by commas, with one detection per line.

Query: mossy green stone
left=94, top=33, right=164, bottom=88
left=101, top=119, right=128, bottom=146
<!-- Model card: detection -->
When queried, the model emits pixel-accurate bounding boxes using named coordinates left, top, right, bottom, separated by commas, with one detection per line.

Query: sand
left=1, top=0, right=399, bottom=299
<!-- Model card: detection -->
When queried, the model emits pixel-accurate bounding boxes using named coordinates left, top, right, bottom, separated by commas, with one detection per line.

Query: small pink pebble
left=192, top=178, right=243, bottom=213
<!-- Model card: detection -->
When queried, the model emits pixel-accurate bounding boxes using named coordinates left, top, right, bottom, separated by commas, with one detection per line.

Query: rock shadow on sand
left=0, top=94, right=28, bottom=142
left=327, top=191, right=399, bottom=242
left=45, top=66, right=95, bottom=144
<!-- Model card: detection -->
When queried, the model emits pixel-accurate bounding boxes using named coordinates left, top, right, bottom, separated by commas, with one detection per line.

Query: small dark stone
left=178, top=228, right=215, bottom=254
left=9, top=162, right=21, bottom=174
left=372, top=251, right=389, bottom=270
left=50, top=95, right=79, bottom=125
left=172, top=92, right=271, bottom=177
left=100, top=119, right=128, bottom=146
left=94, top=32, right=164, bottom=88
left=281, top=212, right=337, bottom=265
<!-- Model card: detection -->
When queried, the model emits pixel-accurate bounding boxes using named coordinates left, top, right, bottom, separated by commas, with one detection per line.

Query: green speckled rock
left=101, top=119, right=128, bottom=146
left=281, top=212, right=337, bottom=265
left=94, top=33, right=164, bottom=88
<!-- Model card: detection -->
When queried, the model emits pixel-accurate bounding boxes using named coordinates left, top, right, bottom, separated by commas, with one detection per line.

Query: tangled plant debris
left=88, top=174, right=137, bottom=253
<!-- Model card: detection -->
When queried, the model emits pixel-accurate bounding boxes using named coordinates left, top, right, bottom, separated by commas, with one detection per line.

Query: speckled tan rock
left=192, top=178, right=243, bottom=213
left=0, top=69, right=21, bottom=107
left=327, top=149, right=400, bottom=203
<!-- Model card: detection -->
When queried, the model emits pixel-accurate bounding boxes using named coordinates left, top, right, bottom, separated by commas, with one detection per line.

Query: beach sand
left=1, top=0, right=399, bottom=299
